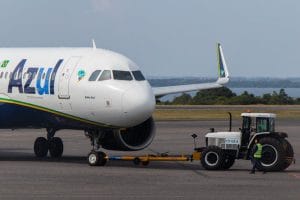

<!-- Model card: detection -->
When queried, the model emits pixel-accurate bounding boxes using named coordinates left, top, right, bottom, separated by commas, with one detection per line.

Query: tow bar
left=88, top=134, right=204, bottom=166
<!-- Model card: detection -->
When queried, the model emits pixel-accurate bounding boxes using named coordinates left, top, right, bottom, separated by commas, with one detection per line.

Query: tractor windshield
left=256, top=117, right=275, bottom=132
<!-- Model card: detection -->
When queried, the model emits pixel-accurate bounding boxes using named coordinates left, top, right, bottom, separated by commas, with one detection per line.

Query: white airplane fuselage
left=0, top=48, right=156, bottom=129
left=0, top=44, right=229, bottom=154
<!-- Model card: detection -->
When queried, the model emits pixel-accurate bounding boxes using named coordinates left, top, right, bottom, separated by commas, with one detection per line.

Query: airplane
left=0, top=42, right=229, bottom=165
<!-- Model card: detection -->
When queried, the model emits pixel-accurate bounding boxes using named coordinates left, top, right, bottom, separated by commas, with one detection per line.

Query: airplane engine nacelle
left=101, top=117, right=155, bottom=151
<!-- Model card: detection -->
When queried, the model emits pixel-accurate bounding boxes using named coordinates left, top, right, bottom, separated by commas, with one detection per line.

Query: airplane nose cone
left=122, top=84, right=155, bottom=126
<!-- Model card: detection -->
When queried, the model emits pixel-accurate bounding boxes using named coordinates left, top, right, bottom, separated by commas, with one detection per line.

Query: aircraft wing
left=152, top=43, right=230, bottom=98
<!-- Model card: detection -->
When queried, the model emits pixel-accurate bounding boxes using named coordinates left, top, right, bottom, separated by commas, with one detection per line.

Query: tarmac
left=0, top=119, right=299, bottom=199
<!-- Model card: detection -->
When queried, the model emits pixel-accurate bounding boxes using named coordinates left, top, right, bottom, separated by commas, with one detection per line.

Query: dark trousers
left=251, top=157, right=260, bottom=172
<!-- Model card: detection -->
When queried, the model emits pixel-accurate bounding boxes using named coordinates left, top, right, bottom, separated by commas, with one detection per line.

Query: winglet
left=216, top=43, right=230, bottom=85
left=92, top=39, right=97, bottom=50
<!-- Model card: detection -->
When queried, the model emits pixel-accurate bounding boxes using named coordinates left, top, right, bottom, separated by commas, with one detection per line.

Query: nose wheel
left=33, top=128, right=64, bottom=158
left=88, top=151, right=107, bottom=166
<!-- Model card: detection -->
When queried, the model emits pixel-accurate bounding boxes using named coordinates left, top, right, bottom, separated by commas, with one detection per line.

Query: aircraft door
left=58, top=57, right=81, bottom=99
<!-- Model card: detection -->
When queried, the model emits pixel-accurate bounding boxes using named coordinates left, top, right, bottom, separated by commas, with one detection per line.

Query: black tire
left=133, top=157, right=141, bottom=165
left=281, top=139, right=294, bottom=170
left=49, top=137, right=64, bottom=158
left=34, top=137, right=48, bottom=158
left=257, top=137, right=285, bottom=172
left=222, top=156, right=235, bottom=170
left=98, top=152, right=107, bottom=166
left=141, top=161, right=149, bottom=166
left=201, top=146, right=225, bottom=170
left=88, top=151, right=107, bottom=166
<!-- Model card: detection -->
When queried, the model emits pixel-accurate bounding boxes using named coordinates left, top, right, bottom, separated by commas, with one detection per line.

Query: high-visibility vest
left=254, top=143, right=263, bottom=158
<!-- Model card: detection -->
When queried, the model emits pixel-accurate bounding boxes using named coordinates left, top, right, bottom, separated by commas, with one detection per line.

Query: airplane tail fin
left=216, top=43, right=230, bottom=85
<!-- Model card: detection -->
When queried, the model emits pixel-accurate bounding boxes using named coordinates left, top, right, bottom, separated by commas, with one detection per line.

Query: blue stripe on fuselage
left=0, top=102, right=102, bottom=129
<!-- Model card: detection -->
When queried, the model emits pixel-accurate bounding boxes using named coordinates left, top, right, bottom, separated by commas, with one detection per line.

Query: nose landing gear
left=85, top=130, right=107, bottom=166
left=33, top=128, right=64, bottom=158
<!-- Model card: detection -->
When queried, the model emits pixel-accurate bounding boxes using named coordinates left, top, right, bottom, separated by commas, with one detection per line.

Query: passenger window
left=0, top=72, right=3, bottom=78
left=14, top=72, right=21, bottom=79
left=5, top=72, right=8, bottom=79
left=88, top=70, right=101, bottom=81
left=132, top=71, right=145, bottom=81
left=113, top=70, right=133, bottom=81
left=98, top=70, right=111, bottom=81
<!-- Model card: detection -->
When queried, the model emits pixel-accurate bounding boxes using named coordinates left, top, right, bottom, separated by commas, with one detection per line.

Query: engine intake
left=101, top=117, right=155, bottom=151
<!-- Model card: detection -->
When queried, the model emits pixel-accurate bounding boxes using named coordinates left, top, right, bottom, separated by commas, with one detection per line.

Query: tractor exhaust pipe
left=228, top=112, right=232, bottom=132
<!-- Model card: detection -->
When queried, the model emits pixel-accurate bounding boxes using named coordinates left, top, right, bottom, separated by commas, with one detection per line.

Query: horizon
left=147, top=76, right=300, bottom=79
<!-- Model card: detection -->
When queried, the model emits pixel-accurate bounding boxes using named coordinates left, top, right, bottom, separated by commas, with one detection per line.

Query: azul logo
left=8, top=59, right=63, bottom=95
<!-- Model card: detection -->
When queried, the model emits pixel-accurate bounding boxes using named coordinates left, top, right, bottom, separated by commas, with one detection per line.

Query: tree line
left=163, top=87, right=300, bottom=105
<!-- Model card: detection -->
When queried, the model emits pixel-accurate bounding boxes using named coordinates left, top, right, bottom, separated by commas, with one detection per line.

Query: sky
left=0, top=0, right=299, bottom=78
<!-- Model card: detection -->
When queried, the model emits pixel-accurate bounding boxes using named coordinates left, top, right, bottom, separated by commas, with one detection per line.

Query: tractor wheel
left=201, top=146, right=225, bottom=170
left=222, top=156, right=235, bottom=170
left=257, top=137, right=285, bottom=172
left=280, top=139, right=294, bottom=170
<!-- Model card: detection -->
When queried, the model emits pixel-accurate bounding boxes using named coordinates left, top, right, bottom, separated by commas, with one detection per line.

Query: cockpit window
left=98, top=70, right=111, bottom=81
left=88, top=70, right=101, bottom=81
left=113, top=70, right=133, bottom=81
left=132, top=71, right=145, bottom=81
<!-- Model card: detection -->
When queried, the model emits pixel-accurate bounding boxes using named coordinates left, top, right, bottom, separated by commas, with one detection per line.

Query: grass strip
left=154, top=106, right=300, bottom=121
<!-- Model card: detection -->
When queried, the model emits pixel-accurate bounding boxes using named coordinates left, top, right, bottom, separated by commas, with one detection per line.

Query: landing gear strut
left=33, top=128, right=64, bottom=158
left=85, top=130, right=107, bottom=166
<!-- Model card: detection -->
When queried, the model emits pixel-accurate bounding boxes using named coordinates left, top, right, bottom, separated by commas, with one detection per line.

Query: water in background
left=231, top=88, right=300, bottom=97
left=160, top=88, right=300, bottom=102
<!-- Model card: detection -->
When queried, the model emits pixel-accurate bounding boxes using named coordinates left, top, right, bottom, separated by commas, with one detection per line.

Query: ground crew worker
left=250, top=138, right=265, bottom=174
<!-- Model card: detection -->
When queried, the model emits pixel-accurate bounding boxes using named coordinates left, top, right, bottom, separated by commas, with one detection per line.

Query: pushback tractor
left=88, top=113, right=294, bottom=172
left=202, top=112, right=294, bottom=171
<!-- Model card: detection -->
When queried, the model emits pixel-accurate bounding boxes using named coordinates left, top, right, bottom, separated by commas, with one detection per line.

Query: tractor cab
left=240, top=113, right=276, bottom=147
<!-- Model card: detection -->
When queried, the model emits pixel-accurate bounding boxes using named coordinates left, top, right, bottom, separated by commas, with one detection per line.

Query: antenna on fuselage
left=92, top=39, right=97, bottom=50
